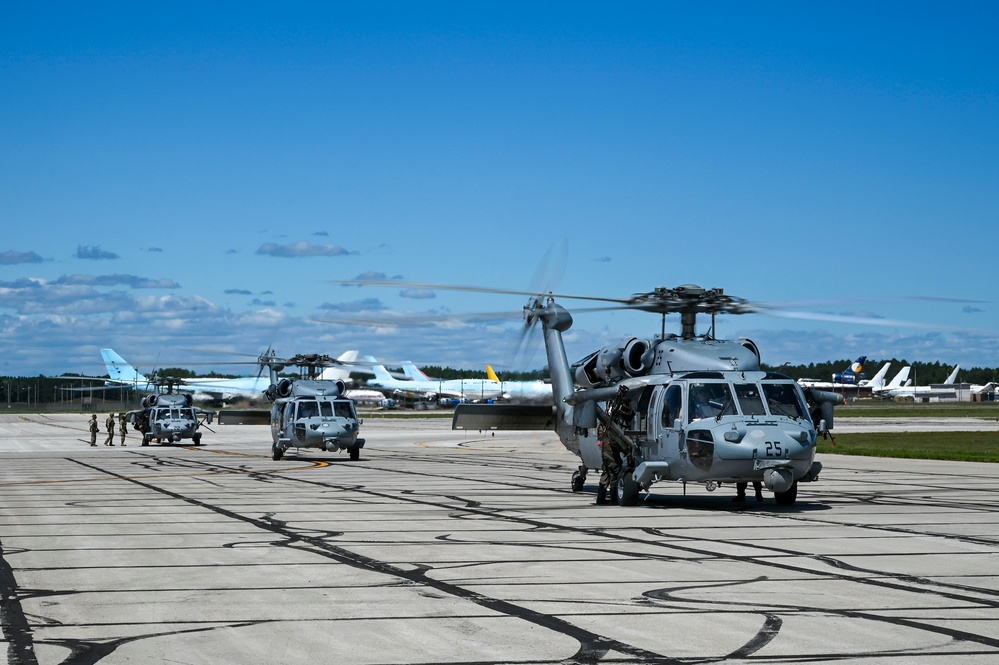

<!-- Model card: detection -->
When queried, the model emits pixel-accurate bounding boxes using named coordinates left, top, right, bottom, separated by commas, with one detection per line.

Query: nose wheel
left=616, top=465, right=640, bottom=506
left=774, top=480, right=798, bottom=505
left=571, top=466, right=587, bottom=492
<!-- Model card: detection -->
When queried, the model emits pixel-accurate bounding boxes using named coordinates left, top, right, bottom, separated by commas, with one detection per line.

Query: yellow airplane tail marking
left=486, top=365, right=501, bottom=382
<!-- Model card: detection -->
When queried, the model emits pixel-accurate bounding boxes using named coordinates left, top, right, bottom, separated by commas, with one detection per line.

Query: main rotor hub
left=259, top=353, right=342, bottom=380
left=626, top=285, right=755, bottom=316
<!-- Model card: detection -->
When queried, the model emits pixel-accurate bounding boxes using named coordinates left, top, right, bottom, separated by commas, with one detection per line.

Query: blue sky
left=2, top=2, right=998, bottom=378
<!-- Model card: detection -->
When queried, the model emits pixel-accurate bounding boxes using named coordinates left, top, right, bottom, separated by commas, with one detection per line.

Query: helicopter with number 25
left=339, top=280, right=845, bottom=507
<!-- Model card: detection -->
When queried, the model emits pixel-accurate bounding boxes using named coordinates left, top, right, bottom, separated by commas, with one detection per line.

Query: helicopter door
left=652, top=384, right=684, bottom=463
left=281, top=402, right=294, bottom=438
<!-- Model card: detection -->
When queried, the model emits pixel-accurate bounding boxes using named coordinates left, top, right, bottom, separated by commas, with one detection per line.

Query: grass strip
left=818, top=430, right=999, bottom=463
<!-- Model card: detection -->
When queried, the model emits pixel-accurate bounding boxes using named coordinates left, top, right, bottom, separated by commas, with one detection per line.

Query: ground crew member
left=596, top=426, right=624, bottom=505
left=88, top=414, right=99, bottom=446
left=118, top=412, right=128, bottom=447
left=104, top=413, right=116, bottom=446
left=734, top=481, right=764, bottom=502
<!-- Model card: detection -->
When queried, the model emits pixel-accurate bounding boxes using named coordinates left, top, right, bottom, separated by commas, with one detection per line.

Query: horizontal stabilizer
left=452, top=404, right=556, bottom=431
left=217, top=409, right=271, bottom=425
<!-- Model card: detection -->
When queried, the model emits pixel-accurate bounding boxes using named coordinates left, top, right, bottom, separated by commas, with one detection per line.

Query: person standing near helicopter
left=103, top=413, right=116, bottom=446
left=118, top=412, right=128, bottom=446
left=734, top=481, right=763, bottom=502
left=596, top=425, right=624, bottom=505
left=88, top=414, right=99, bottom=446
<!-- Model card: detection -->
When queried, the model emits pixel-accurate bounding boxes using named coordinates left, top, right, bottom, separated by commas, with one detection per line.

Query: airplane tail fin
left=317, top=350, right=359, bottom=382
left=364, top=356, right=396, bottom=382
left=486, top=365, right=501, bottom=382
left=100, top=348, right=147, bottom=386
left=401, top=362, right=432, bottom=381
left=887, top=366, right=911, bottom=390
left=833, top=356, right=867, bottom=383
left=865, top=362, right=891, bottom=390
left=944, top=365, right=960, bottom=384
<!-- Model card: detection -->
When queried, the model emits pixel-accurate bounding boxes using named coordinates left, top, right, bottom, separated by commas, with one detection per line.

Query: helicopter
left=259, top=352, right=365, bottom=461
left=125, top=377, right=217, bottom=446
left=332, top=279, right=846, bottom=506
left=448, top=284, right=846, bottom=506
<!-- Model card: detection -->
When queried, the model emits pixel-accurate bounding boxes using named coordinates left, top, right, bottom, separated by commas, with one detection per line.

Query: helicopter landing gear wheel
left=774, top=480, right=798, bottom=506
left=141, top=433, right=150, bottom=446
left=192, top=433, right=202, bottom=446
left=272, top=443, right=283, bottom=461
left=349, top=447, right=359, bottom=461
left=616, top=468, right=640, bottom=506
left=571, top=467, right=586, bottom=492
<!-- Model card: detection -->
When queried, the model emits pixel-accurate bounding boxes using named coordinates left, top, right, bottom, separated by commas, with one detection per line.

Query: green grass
left=839, top=402, right=999, bottom=418
left=818, top=431, right=999, bottom=463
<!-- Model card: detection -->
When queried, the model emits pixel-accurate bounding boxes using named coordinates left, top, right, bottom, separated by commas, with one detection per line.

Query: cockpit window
left=319, top=401, right=334, bottom=417
left=763, top=383, right=808, bottom=419
left=297, top=401, right=319, bottom=418
left=180, top=408, right=194, bottom=420
left=734, top=384, right=766, bottom=416
left=689, top=383, right=734, bottom=422
left=334, top=400, right=354, bottom=418
left=157, top=408, right=174, bottom=420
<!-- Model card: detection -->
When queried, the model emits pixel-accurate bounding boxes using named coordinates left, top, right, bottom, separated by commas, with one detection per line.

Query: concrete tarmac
left=2, top=413, right=999, bottom=664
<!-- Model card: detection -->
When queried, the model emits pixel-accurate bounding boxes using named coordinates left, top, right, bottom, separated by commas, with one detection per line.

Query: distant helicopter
left=126, top=377, right=216, bottom=446
left=259, top=352, right=365, bottom=461
left=335, top=280, right=845, bottom=506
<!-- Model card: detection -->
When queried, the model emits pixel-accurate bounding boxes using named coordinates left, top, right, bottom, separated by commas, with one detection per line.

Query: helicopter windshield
left=689, top=383, right=734, bottom=422
left=297, top=401, right=319, bottom=419
left=333, top=400, right=354, bottom=418
left=733, top=384, right=766, bottom=416
left=180, top=408, right=195, bottom=420
left=157, top=408, right=174, bottom=420
left=762, top=383, right=808, bottom=419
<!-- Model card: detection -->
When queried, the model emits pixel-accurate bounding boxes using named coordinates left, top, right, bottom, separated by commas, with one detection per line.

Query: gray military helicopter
left=259, top=352, right=365, bottom=461
left=333, top=279, right=844, bottom=506
left=451, top=284, right=845, bottom=506
left=126, top=377, right=217, bottom=446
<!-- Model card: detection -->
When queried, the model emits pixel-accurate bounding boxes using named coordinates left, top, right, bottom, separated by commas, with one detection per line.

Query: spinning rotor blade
left=330, top=279, right=631, bottom=306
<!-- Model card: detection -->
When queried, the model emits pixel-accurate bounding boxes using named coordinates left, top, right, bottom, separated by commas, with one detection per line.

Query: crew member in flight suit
left=103, top=413, right=116, bottom=446
left=596, top=425, right=624, bottom=505
left=734, top=481, right=763, bottom=502
left=88, top=414, right=99, bottom=446
left=118, top=412, right=128, bottom=446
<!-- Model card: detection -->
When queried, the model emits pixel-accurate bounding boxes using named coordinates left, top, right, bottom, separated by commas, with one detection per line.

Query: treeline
left=2, top=359, right=995, bottom=404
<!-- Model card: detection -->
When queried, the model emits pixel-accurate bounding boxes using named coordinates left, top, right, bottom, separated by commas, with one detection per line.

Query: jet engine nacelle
left=573, top=337, right=655, bottom=388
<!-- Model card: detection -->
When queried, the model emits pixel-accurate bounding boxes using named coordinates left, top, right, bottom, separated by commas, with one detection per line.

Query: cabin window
left=734, top=384, right=766, bottom=416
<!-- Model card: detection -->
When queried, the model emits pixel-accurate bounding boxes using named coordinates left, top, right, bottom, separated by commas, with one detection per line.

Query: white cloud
left=256, top=241, right=354, bottom=258
left=0, top=250, right=44, bottom=265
